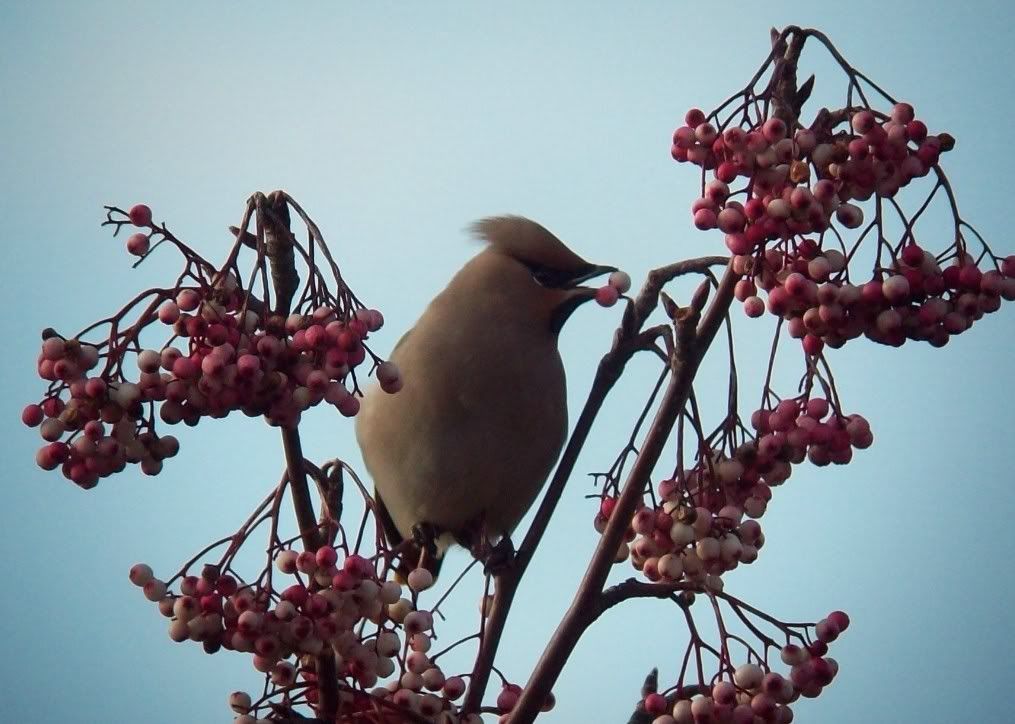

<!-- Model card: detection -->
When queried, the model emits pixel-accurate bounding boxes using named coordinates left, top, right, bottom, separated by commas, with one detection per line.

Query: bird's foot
left=410, top=522, right=440, bottom=572
left=479, top=536, right=516, bottom=577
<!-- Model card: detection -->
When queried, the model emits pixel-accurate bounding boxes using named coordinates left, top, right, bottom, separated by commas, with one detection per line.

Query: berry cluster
left=749, top=397, right=872, bottom=468
left=25, top=335, right=179, bottom=487
left=134, top=547, right=541, bottom=723
left=673, top=104, right=948, bottom=244
left=645, top=620, right=848, bottom=724
left=673, top=101, right=1015, bottom=351
left=598, top=397, right=869, bottom=584
left=132, top=554, right=473, bottom=722
left=734, top=245, right=1015, bottom=351
left=152, top=293, right=390, bottom=428
left=24, top=202, right=396, bottom=487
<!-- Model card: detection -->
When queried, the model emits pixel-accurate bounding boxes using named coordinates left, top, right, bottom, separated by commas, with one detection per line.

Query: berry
left=128, top=204, right=152, bottom=226
left=595, top=285, right=620, bottom=307
left=126, top=233, right=149, bottom=256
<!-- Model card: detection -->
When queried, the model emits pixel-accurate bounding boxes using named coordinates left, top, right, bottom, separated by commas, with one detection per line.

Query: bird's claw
left=410, top=522, right=440, bottom=571
left=480, top=537, right=516, bottom=576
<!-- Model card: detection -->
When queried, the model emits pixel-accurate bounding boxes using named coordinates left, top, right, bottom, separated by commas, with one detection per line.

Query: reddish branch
left=508, top=266, right=739, bottom=723
left=263, top=192, right=340, bottom=722
left=461, top=256, right=730, bottom=714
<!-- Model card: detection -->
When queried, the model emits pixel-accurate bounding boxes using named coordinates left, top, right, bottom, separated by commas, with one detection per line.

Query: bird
left=355, top=215, right=615, bottom=579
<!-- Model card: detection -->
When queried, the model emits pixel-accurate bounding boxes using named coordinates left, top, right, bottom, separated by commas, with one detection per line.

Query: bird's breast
left=356, top=302, right=568, bottom=543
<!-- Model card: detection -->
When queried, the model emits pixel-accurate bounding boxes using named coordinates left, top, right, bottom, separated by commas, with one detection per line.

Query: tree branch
left=462, top=255, right=729, bottom=713
left=508, top=264, right=738, bottom=723
left=261, top=190, right=339, bottom=721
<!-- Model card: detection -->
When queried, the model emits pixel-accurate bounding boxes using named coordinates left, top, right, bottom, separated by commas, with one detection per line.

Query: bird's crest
left=469, top=215, right=591, bottom=273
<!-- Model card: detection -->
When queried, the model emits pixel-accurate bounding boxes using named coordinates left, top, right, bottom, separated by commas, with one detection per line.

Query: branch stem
left=508, top=265, right=737, bottom=723
left=462, top=255, right=729, bottom=714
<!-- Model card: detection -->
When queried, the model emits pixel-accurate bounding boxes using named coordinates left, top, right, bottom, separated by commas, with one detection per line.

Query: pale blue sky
left=2, top=2, right=1013, bottom=723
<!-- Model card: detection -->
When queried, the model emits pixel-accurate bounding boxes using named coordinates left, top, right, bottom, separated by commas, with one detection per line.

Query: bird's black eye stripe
left=525, top=262, right=573, bottom=289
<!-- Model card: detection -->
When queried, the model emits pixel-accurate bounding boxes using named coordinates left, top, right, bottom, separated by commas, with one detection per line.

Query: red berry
left=901, top=244, right=924, bottom=267
left=128, top=204, right=153, bottom=227
left=315, top=545, right=338, bottom=567
left=743, top=296, right=765, bottom=318
left=643, top=693, right=667, bottom=715
left=802, top=334, right=824, bottom=355
left=851, top=110, right=877, bottom=134
left=595, top=285, right=620, bottom=307
left=716, top=161, right=739, bottom=183
left=762, top=117, right=787, bottom=143
left=828, top=610, right=851, bottom=631
left=126, top=232, right=149, bottom=256
left=22, top=404, right=44, bottom=427
left=684, top=108, right=706, bottom=128
left=906, top=120, right=928, bottom=143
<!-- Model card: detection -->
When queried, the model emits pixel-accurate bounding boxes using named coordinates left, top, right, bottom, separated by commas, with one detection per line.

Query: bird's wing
left=374, top=488, right=404, bottom=549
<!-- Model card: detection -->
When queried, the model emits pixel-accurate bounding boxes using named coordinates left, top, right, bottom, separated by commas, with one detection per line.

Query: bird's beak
left=549, top=264, right=618, bottom=334
left=566, top=263, right=618, bottom=289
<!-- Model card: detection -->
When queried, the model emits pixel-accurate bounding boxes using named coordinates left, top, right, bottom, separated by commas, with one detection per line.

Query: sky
left=2, top=2, right=1013, bottom=723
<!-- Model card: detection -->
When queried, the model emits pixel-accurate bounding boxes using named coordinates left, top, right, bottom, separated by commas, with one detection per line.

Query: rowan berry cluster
left=150, top=294, right=389, bottom=428
left=130, top=552, right=488, bottom=722
left=599, top=394, right=869, bottom=586
left=25, top=334, right=179, bottom=487
left=734, top=243, right=1015, bottom=351
left=23, top=201, right=396, bottom=487
left=673, top=104, right=949, bottom=243
left=645, top=619, right=848, bottom=724
left=674, top=97, right=1015, bottom=352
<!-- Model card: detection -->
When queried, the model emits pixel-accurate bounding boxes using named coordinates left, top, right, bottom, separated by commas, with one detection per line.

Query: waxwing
left=355, top=216, right=614, bottom=578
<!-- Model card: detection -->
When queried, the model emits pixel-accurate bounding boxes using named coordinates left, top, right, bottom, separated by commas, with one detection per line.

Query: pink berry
left=695, top=123, right=717, bottom=145
left=126, top=233, right=149, bottom=256
left=882, top=275, right=911, bottom=304
left=444, top=676, right=466, bottom=700
left=408, top=567, right=434, bottom=592
left=343, top=553, right=372, bottom=578
left=835, top=204, right=863, bottom=229
left=892, top=102, right=915, bottom=123
left=128, top=204, right=152, bottom=227
left=315, top=545, right=338, bottom=567
left=762, top=117, right=787, bottom=143
left=376, top=361, right=403, bottom=394
left=906, top=119, right=928, bottom=143
left=851, top=110, right=876, bottom=134
left=229, top=691, right=252, bottom=714
left=816, top=618, right=841, bottom=643
left=176, top=289, right=200, bottom=312
left=595, top=285, right=620, bottom=307
left=643, top=693, right=667, bottom=715
left=743, top=296, right=765, bottom=318
left=827, top=610, right=850, bottom=631
left=129, top=563, right=154, bottom=587
left=693, top=208, right=717, bottom=230
left=802, top=334, right=824, bottom=355
left=901, top=243, right=924, bottom=267
left=608, top=270, right=632, bottom=294
left=41, top=337, right=66, bottom=361
left=338, top=394, right=360, bottom=417
left=22, top=404, right=44, bottom=427
left=718, top=207, right=746, bottom=234
left=684, top=108, right=706, bottom=128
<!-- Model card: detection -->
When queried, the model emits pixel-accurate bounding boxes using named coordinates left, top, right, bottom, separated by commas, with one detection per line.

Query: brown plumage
left=355, top=216, right=613, bottom=578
